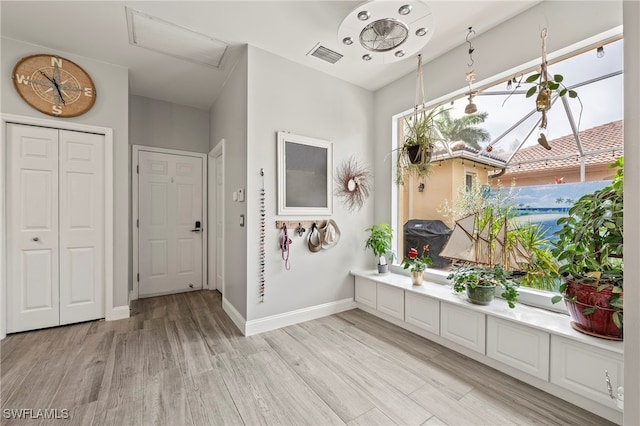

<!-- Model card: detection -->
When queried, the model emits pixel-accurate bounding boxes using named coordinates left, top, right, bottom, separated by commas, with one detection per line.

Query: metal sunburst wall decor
left=335, top=156, right=371, bottom=212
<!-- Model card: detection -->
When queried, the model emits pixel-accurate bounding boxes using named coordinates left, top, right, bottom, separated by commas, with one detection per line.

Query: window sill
left=388, top=264, right=569, bottom=314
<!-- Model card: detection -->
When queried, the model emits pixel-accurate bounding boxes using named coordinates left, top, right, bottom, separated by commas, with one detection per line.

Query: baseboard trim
left=222, top=297, right=247, bottom=335
left=245, top=298, right=356, bottom=336
left=106, top=305, right=130, bottom=321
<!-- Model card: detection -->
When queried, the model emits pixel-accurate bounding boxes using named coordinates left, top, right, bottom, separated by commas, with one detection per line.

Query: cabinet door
left=550, top=335, right=623, bottom=406
left=440, top=302, right=485, bottom=354
left=405, top=292, right=439, bottom=335
left=376, top=284, right=404, bottom=320
left=354, top=277, right=376, bottom=309
left=487, top=317, right=550, bottom=380
left=7, top=124, right=60, bottom=333
left=59, top=130, right=105, bottom=324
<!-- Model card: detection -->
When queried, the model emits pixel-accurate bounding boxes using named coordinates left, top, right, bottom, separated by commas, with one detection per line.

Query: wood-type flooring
left=1, top=290, right=614, bottom=425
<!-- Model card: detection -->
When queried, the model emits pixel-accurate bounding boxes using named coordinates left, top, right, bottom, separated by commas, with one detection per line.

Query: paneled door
left=138, top=151, right=203, bottom=297
left=7, top=124, right=105, bottom=332
left=58, top=130, right=105, bottom=325
left=7, top=124, right=60, bottom=332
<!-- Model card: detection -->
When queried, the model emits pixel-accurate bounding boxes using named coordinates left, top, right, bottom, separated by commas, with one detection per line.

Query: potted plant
left=365, top=223, right=395, bottom=274
left=401, top=245, right=432, bottom=285
left=395, top=107, right=444, bottom=185
left=551, top=157, right=623, bottom=339
left=448, top=263, right=519, bottom=308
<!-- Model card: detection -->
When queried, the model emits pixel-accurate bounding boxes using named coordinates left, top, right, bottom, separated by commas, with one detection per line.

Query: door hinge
left=137, top=273, right=140, bottom=282
left=136, top=219, right=139, bottom=228
left=136, top=164, right=139, bottom=174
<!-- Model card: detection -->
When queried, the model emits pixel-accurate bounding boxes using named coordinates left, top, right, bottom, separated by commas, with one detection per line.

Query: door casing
left=208, top=139, right=225, bottom=295
left=131, top=145, right=207, bottom=300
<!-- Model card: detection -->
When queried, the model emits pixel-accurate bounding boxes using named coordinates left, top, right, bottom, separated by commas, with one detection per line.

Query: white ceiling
left=1, top=1, right=540, bottom=110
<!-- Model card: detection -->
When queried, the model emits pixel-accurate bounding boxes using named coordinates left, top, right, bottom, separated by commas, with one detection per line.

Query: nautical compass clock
left=12, top=54, right=97, bottom=117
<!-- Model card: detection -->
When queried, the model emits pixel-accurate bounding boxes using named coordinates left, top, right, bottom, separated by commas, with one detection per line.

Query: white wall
left=210, top=45, right=249, bottom=318
left=130, top=95, right=210, bottom=153
left=623, top=2, right=639, bottom=424
left=245, top=46, right=374, bottom=321
left=0, top=37, right=130, bottom=310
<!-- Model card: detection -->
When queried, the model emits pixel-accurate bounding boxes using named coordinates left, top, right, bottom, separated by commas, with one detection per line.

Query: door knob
left=33, top=237, right=40, bottom=242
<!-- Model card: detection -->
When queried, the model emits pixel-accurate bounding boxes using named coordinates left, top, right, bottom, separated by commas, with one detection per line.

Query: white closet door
left=59, top=130, right=105, bottom=324
left=7, top=124, right=60, bottom=333
left=138, top=151, right=203, bottom=297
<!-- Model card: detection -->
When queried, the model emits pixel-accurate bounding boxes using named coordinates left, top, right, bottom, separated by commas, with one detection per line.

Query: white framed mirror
left=277, top=131, right=333, bottom=215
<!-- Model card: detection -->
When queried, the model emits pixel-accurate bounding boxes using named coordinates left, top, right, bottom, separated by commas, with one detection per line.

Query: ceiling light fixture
left=398, top=5, right=412, bottom=15
left=338, top=0, right=434, bottom=64
left=357, top=11, right=370, bottom=21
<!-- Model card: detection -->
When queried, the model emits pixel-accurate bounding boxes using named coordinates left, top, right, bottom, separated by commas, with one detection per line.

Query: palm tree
left=435, top=109, right=491, bottom=150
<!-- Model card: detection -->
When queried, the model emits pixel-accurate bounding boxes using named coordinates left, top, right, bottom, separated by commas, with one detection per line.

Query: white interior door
left=138, top=151, right=203, bottom=297
left=58, top=130, right=105, bottom=325
left=7, top=124, right=60, bottom=333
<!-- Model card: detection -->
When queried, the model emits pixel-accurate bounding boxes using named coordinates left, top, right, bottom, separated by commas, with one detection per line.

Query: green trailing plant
left=365, top=223, right=395, bottom=264
left=551, top=157, right=623, bottom=326
left=448, top=264, right=519, bottom=308
left=395, top=107, right=445, bottom=185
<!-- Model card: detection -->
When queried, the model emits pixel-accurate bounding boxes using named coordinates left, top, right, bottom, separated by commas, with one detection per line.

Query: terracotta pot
left=466, top=282, right=495, bottom=305
left=410, top=271, right=424, bottom=285
left=563, top=279, right=623, bottom=339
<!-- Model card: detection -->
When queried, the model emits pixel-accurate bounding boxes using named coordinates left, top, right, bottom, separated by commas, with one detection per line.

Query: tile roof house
left=496, top=120, right=623, bottom=187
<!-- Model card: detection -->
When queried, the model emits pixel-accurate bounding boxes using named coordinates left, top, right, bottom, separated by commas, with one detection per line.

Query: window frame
left=390, top=27, right=623, bottom=313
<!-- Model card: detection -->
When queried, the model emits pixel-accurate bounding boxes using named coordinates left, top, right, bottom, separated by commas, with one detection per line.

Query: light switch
left=238, top=188, right=245, bottom=202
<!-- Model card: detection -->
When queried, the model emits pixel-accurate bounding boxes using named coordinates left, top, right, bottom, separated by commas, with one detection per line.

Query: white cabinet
left=354, top=277, right=376, bottom=309
left=440, top=302, right=485, bottom=354
left=405, top=292, right=439, bottom=335
left=376, top=283, right=404, bottom=320
left=487, top=317, right=550, bottom=380
left=550, top=335, right=623, bottom=407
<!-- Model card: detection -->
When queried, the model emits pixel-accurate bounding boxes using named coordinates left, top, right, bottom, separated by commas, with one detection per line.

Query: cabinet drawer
left=440, top=302, right=485, bottom=354
left=354, top=277, right=376, bottom=309
left=405, top=292, right=439, bottom=335
left=550, top=335, right=623, bottom=406
left=376, top=283, right=404, bottom=320
left=487, top=317, right=550, bottom=380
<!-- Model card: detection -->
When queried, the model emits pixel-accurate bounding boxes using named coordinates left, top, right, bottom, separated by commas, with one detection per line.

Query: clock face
left=12, top=54, right=97, bottom=118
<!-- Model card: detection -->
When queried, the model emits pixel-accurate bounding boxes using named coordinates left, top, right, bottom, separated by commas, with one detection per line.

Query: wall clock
left=12, top=54, right=97, bottom=118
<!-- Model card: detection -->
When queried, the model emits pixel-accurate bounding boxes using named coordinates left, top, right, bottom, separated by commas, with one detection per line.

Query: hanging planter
left=395, top=55, right=443, bottom=185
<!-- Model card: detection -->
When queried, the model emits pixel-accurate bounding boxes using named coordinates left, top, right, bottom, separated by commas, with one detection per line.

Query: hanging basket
left=406, top=144, right=432, bottom=165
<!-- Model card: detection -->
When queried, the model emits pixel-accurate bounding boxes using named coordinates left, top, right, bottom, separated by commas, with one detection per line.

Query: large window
left=394, top=36, right=623, bottom=304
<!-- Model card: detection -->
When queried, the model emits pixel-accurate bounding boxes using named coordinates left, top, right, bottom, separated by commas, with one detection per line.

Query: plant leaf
left=568, top=90, right=578, bottom=98
left=612, top=311, right=623, bottom=329
left=526, top=86, right=537, bottom=98
left=551, top=295, right=563, bottom=304
left=553, top=74, right=564, bottom=83
left=582, top=306, right=597, bottom=315
left=525, top=74, right=540, bottom=83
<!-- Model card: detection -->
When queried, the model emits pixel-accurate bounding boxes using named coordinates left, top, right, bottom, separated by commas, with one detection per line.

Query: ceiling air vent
left=307, top=43, right=343, bottom=64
